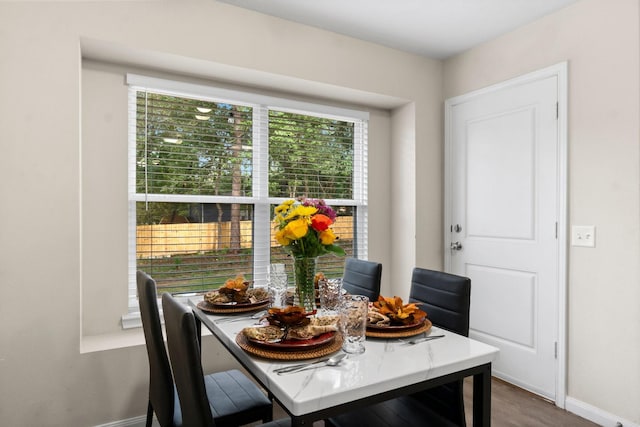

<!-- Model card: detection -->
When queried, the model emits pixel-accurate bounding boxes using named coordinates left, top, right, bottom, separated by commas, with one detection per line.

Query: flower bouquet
left=273, top=198, right=346, bottom=310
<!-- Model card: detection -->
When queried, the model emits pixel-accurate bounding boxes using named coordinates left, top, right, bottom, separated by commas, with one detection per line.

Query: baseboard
left=566, top=397, right=639, bottom=427
left=95, top=415, right=159, bottom=427
left=100, top=399, right=640, bottom=427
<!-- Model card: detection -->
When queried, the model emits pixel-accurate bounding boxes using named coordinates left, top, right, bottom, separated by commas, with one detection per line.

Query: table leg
left=473, top=363, right=492, bottom=426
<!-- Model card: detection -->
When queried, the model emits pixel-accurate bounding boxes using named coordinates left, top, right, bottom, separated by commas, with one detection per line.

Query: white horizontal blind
left=267, top=108, right=363, bottom=277
left=134, top=92, right=254, bottom=197
left=127, top=75, right=368, bottom=305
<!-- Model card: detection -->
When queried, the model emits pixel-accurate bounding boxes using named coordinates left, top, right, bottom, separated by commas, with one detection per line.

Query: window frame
left=125, top=74, right=369, bottom=318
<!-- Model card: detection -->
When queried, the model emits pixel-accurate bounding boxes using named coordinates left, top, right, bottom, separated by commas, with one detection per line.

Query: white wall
left=0, top=1, right=442, bottom=425
left=443, top=0, right=640, bottom=423
left=3, top=0, right=637, bottom=425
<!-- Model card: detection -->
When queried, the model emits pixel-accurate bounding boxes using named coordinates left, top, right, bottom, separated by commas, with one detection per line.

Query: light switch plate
left=571, top=225, right=595, bottom=247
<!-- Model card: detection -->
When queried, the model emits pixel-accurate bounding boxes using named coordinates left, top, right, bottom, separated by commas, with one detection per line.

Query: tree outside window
left=131, top=86, right=366, bottom=296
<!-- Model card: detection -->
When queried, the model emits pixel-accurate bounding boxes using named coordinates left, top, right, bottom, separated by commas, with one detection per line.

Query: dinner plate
left=366, top=319, right=432, bottom=338
left=248, top=331, right=336, bottom=351
left=204, top=291, right=269, bottom=309
left=367, top=319, right=425, bottom=331
left=197, top=299, right=269, bottom=314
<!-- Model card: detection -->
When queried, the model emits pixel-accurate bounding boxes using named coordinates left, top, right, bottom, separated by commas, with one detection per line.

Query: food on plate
left=242, top=325, right=284, bottom=342
left=246, top=287, right=269, bottom=303
left=243, top=314, right=339, bottom=341
left=217, top=275, right=249, bottom=302
left=286, top=323, right=338, bottom=340
left=367, top=310, right=391, bottom=326
left=204, top=291, right=231, bottom=304
left=287, top=315, right=338, bottom=339
left=204, top=275, right=269, bottom=305
left=311, top=315, right=339, bottom=326
left=224, top=275, right=250, bottom=290
left=369, top=295, right=427, bottom=326
left=266, top=306, right=316, bottom=326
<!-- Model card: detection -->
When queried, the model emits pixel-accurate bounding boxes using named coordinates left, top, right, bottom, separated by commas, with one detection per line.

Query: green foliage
left=136, top=93, right=253, bottom=199
left=135, top=94, right=355, bottom=217
left=268, top=110, right=354, bottom=199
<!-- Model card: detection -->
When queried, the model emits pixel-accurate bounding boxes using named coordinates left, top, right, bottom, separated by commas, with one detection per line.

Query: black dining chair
left=341, top=257, right=382, bottom=301
left=137, top=271, right=273, bottom=427
left=162, top=292, right=291, bottom=427
left=325, top=267, right=471, bottom=427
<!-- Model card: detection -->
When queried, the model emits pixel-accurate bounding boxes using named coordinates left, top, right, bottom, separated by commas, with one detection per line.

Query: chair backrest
left=409, top=268, right=471, bottom=336
left=342, top=258, right=382, bottom=302
left=408, top=268, right=471, bottom=426
left=137, top=271, right=177, bottom=427
left=162, top=293, right=216, bottom=427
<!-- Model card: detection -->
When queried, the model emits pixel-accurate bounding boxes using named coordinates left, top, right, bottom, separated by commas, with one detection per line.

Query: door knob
left=450, top=241, right=462, bottom=251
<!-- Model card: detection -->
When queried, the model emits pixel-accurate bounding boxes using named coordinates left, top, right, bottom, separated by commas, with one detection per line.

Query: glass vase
left=293, top=256, right=318, bottom=311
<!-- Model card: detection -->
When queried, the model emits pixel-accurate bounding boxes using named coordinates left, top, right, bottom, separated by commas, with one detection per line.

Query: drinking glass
left=319, top=278, right=343, bottom=315
left=340, top=294, right=368, bottom=354
left=268, top=263, right=288, bottom=308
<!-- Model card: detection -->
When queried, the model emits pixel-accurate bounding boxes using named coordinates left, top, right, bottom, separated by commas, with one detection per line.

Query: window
left=127, top=74, right=368, bottom=310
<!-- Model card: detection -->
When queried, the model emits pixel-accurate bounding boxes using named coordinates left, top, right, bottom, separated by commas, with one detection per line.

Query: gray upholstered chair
left=137, top=271, right=273, bottom=427
left=162, top=292, right=291, bottom=427
left=325, top=268, right=471, bottom=427
left=341, top=257, right=382, bottom=301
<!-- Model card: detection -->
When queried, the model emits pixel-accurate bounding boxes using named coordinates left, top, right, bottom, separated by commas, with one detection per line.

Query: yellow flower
left=285, top=205, right=317, bottom=221
left=319, top=229, right=336, bottom=245
left=275, top=200, right=294, bottom=214
left=275, top=229, right=291, bottom=246
left=284, top=218, right=309, bottom=239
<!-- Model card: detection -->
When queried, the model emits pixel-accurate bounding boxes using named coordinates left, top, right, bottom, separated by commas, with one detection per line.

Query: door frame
left=444, top=62, right=568, bottom=408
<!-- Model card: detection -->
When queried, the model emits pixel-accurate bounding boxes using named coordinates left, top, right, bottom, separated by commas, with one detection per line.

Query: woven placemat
left=197, top=300, right=269, bottom=314
left=236, top=332, right=344, bottom=360
left=366, top=319, right=432, bottom=338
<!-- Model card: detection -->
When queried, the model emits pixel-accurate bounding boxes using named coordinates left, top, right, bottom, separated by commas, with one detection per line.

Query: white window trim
left=123, top=74, right=369, bottom=328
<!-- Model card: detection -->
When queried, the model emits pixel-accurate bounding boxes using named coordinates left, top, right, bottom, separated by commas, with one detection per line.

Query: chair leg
left=262, top=391, right=274, bottom=422
left=145, top=400, right=153, bottom=427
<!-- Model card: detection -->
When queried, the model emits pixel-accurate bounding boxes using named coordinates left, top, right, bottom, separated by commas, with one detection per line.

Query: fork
left=215, top=310, right=267, bottom=323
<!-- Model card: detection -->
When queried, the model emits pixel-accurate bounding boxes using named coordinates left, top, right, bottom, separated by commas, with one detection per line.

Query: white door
left=445, top=71, right=563, bottom=400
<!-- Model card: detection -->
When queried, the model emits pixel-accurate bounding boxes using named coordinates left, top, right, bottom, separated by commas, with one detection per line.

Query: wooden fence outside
left=136, top=216, right=354, bottom=259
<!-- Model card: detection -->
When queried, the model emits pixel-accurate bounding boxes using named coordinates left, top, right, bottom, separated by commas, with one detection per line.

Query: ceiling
left=218, top=0, right=580, bottom=59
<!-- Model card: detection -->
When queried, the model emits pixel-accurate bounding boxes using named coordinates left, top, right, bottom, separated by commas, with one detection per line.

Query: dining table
left=188, top=298, right=499, bottom=427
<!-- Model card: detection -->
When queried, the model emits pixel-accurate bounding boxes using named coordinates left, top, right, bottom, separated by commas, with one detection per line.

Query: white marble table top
left=189, top=299, right=499, bottom=418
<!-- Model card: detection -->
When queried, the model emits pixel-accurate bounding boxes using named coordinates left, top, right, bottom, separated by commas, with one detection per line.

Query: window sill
left=80, top=328, right=147, bottom=354
left=83, top=295, right=206, bottom=354
left=80, top=294, right=207, bottom=354
left=121, top=311, right=143, bottom=329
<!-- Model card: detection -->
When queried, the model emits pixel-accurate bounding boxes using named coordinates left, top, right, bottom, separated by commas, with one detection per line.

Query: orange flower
left=310, top=214, right=332, bottom=231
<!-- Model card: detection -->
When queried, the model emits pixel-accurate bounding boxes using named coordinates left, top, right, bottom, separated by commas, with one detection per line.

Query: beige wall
left=444, top=0, right=640, bottom=422
left=2, top=0, right=639, bottom=425
left=0, top=1, right=441, bottom=425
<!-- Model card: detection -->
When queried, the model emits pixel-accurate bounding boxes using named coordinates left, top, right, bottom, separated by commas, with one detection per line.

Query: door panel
left=467, top=265, right=536, bottom=347
left=467, top=108, right=536, bottom=240
left=446, top=75, right=559, bottom=399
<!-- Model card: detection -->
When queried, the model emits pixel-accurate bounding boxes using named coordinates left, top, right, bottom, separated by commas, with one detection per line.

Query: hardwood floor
left=256, top=377, right=599, bottom=426
left=464, top=378, right=599, bottom=427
